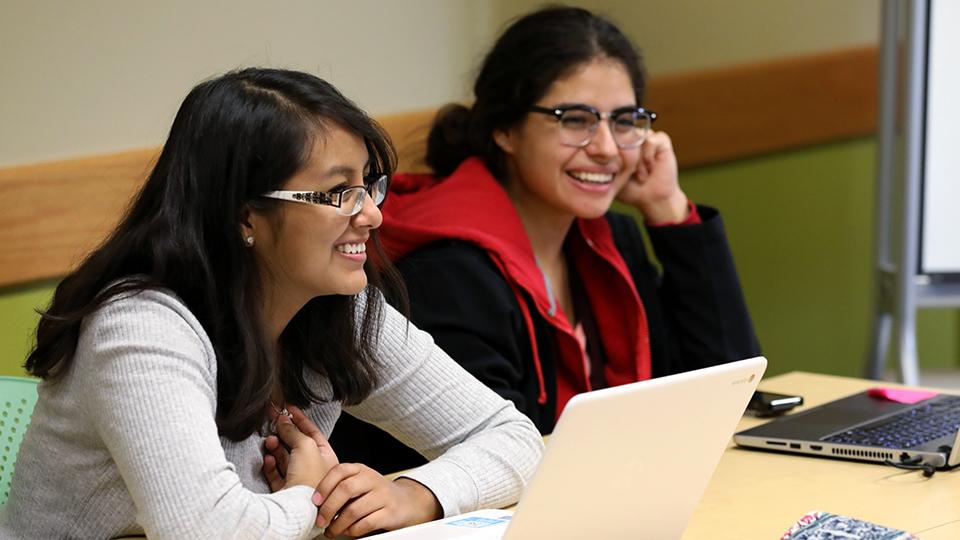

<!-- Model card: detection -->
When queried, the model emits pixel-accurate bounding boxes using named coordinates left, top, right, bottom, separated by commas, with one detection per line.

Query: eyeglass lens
left=558, top=109, right=652, bottom=148
left=337, top=175, right=388, bottom=216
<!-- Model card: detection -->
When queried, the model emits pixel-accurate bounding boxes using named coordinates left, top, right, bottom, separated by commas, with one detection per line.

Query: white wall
left=0, top=0, right=493, bottom=167
left=1, top=0, right=880, bottom=168
left=493, top=0, right=879, bottom=75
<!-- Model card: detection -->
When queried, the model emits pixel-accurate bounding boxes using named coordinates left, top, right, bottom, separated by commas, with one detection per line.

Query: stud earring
left=245, top=236, right=255, bottom=247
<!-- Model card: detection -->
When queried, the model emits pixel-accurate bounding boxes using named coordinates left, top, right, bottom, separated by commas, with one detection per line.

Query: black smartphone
left=746, top=390, right=803, bottom=417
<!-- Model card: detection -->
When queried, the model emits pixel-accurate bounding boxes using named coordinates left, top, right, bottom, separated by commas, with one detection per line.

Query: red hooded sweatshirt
left=379, top=157, right=654, bottom=419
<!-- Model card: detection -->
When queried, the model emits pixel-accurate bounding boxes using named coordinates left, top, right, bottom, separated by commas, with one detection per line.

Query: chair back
left=0, top=375, right=39, bottom=506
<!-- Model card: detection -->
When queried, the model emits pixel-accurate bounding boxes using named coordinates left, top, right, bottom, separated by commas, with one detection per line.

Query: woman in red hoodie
left=331, top=6, right=760, bottom=472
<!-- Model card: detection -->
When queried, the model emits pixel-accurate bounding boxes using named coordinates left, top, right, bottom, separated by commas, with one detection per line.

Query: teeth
left=336, top=243, right=366, bottom=255
left=569, top=171, right=614, bottom=184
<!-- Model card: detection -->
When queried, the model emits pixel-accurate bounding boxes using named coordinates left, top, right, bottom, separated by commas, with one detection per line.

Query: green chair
left=0, top=375, right=39, bottom=506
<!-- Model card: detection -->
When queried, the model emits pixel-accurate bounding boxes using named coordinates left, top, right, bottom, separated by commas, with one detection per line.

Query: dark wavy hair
left=426, top=5, right=646, bottom=180
left=25, top=68, right=404, bottom=441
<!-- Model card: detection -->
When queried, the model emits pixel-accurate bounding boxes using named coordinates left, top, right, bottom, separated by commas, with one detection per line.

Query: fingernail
left=316, top=515, right=327, bottom=527
left=312, top=492, right=323, bottom=505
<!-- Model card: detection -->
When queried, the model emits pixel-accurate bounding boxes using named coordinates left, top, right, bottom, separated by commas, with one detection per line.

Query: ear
left=493, top=127, right=517, bottom=155
left=239, top=204, right=256, bottom=244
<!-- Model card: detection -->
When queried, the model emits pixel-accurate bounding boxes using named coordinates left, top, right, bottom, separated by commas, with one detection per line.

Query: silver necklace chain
left=268, top=400, right=292, bottom=433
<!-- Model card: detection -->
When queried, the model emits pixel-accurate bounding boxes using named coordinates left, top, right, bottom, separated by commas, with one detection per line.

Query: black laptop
left=734, top=390, right=960, bottom=473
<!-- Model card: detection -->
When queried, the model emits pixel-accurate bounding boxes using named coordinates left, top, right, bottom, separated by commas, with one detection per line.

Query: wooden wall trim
left=0, top=46, right=878, bottom=288
left=0, top=149, right=160, bottom=288
left=647, top=46, right=878, bottom=168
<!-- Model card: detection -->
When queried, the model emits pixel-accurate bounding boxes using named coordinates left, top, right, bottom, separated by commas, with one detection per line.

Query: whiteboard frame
left=868, top=0, right=960, bottom=385
left=919, top=0, right=960, bottom=277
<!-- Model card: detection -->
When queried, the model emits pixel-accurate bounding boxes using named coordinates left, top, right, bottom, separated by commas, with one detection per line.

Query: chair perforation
left=0, top=376, right=40, bottom=506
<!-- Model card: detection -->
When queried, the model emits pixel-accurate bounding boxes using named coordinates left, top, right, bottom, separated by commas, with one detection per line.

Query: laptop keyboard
left=823, top=395, right=960, bottom=449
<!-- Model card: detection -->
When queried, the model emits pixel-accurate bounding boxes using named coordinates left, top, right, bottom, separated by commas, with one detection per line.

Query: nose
left=351, top=192, right=382, bottom=230
left=584, top=119, right=619, bottom=160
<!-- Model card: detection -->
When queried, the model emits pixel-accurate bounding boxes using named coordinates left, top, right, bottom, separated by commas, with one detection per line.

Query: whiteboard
left=921, top=0, right=960, bottom=275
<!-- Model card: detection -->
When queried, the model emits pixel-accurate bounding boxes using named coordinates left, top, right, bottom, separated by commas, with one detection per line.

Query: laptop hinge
left=946, top=429, right=960, bottom=467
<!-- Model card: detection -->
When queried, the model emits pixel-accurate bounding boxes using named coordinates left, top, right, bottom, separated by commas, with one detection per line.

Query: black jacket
left=330, top=208, right=760, bottom=473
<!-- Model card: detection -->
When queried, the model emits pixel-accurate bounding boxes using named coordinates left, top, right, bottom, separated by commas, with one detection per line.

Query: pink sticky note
left=867, top=387, right=939, bottom=404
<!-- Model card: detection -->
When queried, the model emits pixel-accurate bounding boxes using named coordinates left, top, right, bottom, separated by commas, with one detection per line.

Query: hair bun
left=425, top=104, right=473, bottom=177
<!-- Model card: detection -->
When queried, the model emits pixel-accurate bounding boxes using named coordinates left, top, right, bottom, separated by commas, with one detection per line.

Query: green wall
left=676, top=138, right=959, bottom=377
left=1, top=138, right=957, bottom=378
left=0, top=282, right=55, bottom=376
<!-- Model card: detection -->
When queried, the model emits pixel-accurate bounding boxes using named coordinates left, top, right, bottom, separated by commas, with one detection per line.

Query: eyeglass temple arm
left=262, top=190, right=338, bottom=206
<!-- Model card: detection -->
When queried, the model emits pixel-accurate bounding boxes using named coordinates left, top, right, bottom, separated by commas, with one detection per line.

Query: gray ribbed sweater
left=0, top=289, right=542, bottom=539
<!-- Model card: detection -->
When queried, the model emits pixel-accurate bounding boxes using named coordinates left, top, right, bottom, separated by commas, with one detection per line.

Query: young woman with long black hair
left=0, top=68, right=541, bottom=539
left=332, top=5, right=760, bottom=474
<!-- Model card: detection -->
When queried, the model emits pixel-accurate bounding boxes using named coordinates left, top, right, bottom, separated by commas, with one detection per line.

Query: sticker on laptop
left=445, top=516, right=512, bottom=528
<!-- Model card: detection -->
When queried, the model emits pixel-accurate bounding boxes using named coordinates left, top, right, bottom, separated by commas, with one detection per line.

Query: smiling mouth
left=567, top=170, right=614, bottom=184
left=336, top=243, right=366, bottom=255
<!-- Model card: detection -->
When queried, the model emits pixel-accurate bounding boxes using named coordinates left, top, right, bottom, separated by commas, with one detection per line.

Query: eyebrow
left=553, top=102, right=639, bottom=110
left=322, top=164, right=359, bottom=180
left=322, top=158, right=373, bottom=179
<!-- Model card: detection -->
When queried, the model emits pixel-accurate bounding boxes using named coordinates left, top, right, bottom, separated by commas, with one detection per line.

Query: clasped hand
left=262, top=406, right=441, bottom=538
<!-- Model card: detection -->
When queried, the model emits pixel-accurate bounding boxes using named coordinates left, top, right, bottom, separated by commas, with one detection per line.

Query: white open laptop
left=366, top=356, right=767, bottom=540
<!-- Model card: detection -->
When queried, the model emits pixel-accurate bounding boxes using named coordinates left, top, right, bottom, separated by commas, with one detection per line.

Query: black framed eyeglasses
left=260, top=173, right=389, bottom=217
left=528, top=104, right=657, bottom=149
